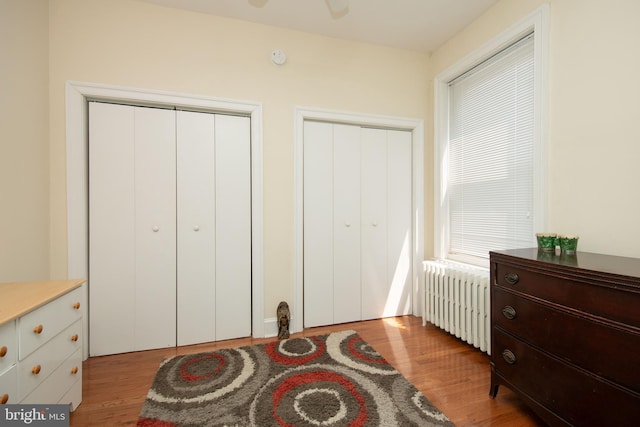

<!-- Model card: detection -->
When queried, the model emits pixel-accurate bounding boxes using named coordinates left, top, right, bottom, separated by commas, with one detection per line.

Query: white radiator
left=423, top=260, right=491, bottom=354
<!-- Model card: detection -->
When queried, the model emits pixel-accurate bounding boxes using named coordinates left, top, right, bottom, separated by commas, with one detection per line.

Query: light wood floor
left=70, top=316, right=545, bottom=426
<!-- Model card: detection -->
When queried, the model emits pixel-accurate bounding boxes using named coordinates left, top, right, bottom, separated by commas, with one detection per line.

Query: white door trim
left=65, top=81, right=264, bottom=359
left=293, top=106, right=424, bottom=333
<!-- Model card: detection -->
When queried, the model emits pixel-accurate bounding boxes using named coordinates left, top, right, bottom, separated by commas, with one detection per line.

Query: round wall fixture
left=271, top=49, right=287, bottom=65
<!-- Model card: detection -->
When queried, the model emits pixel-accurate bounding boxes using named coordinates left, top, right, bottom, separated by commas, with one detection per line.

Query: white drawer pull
left=33, top=324, right=44, bottom=334
left=31, top=364, right=41, bottom=375
left=0, top=346, right=7, bottom=357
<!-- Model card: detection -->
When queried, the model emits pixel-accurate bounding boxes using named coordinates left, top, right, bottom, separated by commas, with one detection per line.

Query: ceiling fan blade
left=326, top=0, right=349, bottom=17
left=248, top=0, right=269, bottom=7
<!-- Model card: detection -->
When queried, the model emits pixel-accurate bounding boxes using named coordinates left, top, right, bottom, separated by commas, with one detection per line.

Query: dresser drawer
left=21, top=348, right=82, bottom=407
left=18, top=287, right=82, bottom=359
left=493, top=288, right=640, bottom=393
left=0, top=320, right=17, bottom=373
left=0, top=364, right=18, bottom=405
left=494, top=263, right=640, bottom=327
left=493, top=329, right=640, bottom=426
left=18, top=319, right=82, bottom=400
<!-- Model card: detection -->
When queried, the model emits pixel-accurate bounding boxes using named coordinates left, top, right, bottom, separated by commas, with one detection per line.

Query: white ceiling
left=141, top=0, right=498, bottom=53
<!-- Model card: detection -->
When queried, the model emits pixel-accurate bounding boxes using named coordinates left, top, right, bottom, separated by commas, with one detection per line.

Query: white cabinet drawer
left=0, top=363, right=18, bottom=404
left=0, top=320, right=17, bottom=373
left=18, top=287, right=82, bottom=359
left=21, top=348, right=82, bottom=407
left=18, top=319, right=82, bottom=400
left=58, top=372, right=82, bottom=411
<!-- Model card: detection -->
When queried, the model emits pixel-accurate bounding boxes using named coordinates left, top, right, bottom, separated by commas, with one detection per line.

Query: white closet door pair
left=303, top=121, right=412, bottom=328
left=89, top=103, right=250, bottom=356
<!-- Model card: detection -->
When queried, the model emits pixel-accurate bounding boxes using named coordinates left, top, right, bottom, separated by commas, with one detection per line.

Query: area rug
left=137, top=329, right=455, bottom=426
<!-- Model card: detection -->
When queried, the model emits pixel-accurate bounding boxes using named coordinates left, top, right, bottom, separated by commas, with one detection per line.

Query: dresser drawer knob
left=502, top=305, right=517, bottom=320
left=33, top=324, right=44, bottom=334
left=32, top=364, right=41, bottom=375
left=504, top=272, right=519, bottom=285
left=73, top=302, right=81, bottom=310
left=70, top=334, right=79, bottom=342
left=0, top=346, right=7, bottom=357
left=1, top=393, right=9, bottom=404
left=502, top=349, right=517, bottom=365
left=70, top=366, right=79, bottom=375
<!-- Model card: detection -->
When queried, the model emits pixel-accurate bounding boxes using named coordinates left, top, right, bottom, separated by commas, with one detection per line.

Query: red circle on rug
left=271, top=370, right=367, bottom=427
left=266, top=337, right=326, bottom=365
left=179, top=353, right=226, bottom=382
left=347, top=336, right=388, bottom=365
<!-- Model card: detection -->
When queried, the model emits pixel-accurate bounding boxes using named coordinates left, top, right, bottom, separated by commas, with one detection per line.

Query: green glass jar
left=536, top=233, right=557, bottom=251
left=558, top=235, right=579, bottom=254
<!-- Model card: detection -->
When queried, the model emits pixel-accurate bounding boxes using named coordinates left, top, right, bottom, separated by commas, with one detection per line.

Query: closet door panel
left=89, top=102, right=136, bottom=356
left=360, top=128, right=388, bottom=320
left=176, top=111, right=216, bottom=346
left=332, top=124, right=362, bottom=324
left=385, top=130, right=412, bottom=316
left=303, top=121, right=334, bottom=328
left=214, top=114, right=252, bottom=340
left=133, top=107, right=177, bottom=351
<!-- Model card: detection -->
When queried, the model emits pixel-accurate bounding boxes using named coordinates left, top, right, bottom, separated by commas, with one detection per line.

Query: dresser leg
left=489, top=370, right=499, bottom=398
left=489, top=382, right=499, bottom=398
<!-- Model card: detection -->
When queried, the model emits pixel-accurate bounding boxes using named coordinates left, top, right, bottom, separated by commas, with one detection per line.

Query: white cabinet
left=0, top=281, right=84, bottom=410
left=303, top=122, right=412, bottom=328
left=0, top=320, right=17, bottom=405
left=89, top=103, right=251, bottom=356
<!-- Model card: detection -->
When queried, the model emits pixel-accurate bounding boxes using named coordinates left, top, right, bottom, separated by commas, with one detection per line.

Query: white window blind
left=447, top=34, right=535, bottom=261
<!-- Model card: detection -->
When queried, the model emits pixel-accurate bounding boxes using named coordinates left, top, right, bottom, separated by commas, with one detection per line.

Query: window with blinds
left=446, top=33, right=536, bottom=262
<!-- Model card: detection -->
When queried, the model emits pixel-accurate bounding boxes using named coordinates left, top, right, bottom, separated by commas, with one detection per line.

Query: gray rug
left=137, top=329, right=455, bottom=426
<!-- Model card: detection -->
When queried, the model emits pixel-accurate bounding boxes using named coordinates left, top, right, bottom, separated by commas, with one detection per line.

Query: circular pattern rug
left=137, top=330, right=455, bottom=426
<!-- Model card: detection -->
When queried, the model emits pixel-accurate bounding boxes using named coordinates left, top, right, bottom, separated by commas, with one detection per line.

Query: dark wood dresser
left=489, top=248, right=640, bottom=426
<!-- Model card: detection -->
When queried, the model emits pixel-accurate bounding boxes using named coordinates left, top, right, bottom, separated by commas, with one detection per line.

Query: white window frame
left=434, top=5, right=549, bottom=266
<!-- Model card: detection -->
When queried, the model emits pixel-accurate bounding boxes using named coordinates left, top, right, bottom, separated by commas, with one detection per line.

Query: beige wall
left=0, top=0, right=50, bottom=281
left=46, top=0, right=429, bottom=315
left=5, top=0, right=640, bottom=320
left=429, top=0, right=640, bottom=259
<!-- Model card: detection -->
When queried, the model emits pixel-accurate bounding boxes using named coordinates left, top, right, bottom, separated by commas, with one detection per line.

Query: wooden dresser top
left=490, top=248, right=640, bottom=285
left=0, top=279, right=86, bottom=325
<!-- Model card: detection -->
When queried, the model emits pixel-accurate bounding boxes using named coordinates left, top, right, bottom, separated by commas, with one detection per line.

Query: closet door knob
left=152, top=226, right=160, bottom=232
left=193, top=225, right=200, bottom=231
left=345, top=222, right=351, bottom=227
left=70, top=366, right=79, bottom=375
left=70, top=334, right=79, bottom=342
left=0, top=346, right=7, bottom=357
left=1, top=394, right=8, bottom=404
left=372, top=222, right=378, bottom=227
left=33, top=324, right=43, bottom=334
left=73, top=302, right=81, bottom=310
left=32, top=365, right=41, bottom=375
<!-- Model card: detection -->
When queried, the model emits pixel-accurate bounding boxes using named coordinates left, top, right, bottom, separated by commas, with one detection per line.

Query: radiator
left=423, top=260, right=491, bottom=354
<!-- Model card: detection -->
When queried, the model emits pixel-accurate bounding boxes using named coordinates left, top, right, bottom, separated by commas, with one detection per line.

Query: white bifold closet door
left=89, top=103, right=176, bottom=356
left=303, top=121, right=412, bottom=328
left=176, top=111, right=251, bottom=345
left=89, top=102, right=250, bottom=356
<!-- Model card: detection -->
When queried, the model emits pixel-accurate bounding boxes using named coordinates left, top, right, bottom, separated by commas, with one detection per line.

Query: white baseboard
left=263, top=316, right=299, bottom=338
